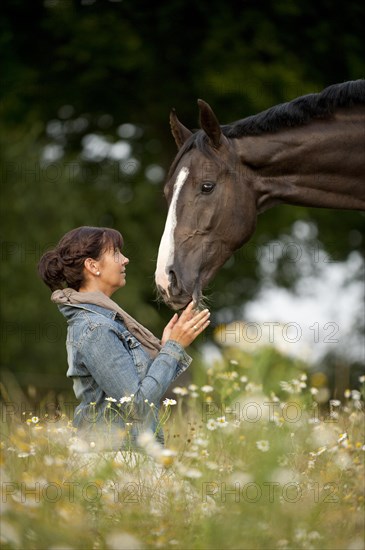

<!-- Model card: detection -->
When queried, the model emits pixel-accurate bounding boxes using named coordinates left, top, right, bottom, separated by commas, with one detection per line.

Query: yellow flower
left=159, top=449, right=177, bottom=468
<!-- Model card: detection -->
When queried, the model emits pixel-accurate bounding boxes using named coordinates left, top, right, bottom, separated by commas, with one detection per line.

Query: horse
left=155, top=80, right=365, bottom=310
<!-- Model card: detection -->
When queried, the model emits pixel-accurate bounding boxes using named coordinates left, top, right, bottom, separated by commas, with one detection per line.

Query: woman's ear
left=84, top=257, right=100, bottom=276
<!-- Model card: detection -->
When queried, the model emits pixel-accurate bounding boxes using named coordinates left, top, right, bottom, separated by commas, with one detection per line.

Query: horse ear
left=170, top=108, right=193, bottom=149
left=198, top=99, right=222, bottom=148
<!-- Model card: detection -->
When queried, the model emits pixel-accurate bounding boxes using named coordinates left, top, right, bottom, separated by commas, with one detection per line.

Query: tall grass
left=1, top=348, right=364, bottom=550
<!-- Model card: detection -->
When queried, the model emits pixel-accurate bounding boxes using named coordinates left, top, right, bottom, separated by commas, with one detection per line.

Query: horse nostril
left=169, top=269, right=181, bottom=295
left=169, top=270, right=177, bottom=287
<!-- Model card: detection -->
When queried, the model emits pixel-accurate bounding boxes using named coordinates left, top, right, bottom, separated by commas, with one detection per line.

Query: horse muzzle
left=156, top=268, right=201, bottom=311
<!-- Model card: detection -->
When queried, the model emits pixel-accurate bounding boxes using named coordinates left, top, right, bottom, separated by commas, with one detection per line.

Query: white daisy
left=216, top=416, right=228, bottom=428
left=163, top=398, right=177, bottom=407
left=172, top=386, right=189, bottom=396
left=256, top=440, right=270, bottom=452
left=120, top=396, right=132, bottom=404
left=201, top=385, right=214, bottom=393
left=207, top=419, right=217, bottom=431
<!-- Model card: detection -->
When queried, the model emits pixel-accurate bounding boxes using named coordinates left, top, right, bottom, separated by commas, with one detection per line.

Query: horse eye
left=201, top=182, right=215, bottom=194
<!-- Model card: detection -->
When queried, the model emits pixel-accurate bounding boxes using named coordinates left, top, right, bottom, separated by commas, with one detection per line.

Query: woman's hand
left=161, top=313, right=179, bottom=346
left=161, top=302, right=210, bottom=348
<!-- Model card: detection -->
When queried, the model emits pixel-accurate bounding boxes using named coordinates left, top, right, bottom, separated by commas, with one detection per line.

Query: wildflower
left=149, top=402, right=155, bottom=408
left=68, top=437, right=90, bottom=453
left=206, top=461, right=219, bottom=470
left=183, top=467, right=202, bottom=479
left=31, top=416, right=39, bottom=424
left=316, top=446, right=327, bottom=456
left=245, top=382, right=262, bottom=393
left=351, top=390, right=361, bottom=400
left=335, top=451, right=352, bottom=470
left=359, top=375, right=365, bottom=383
left=43, top=455, right=53, bottom=466
left=190, top=392, right=199, bottom=398
left=344, top=389, right=351, bottom=398
left=338, top=433, right=348, bottom=443
left=172, top=386, right=188, bottom=396
left=230, top=359, right=239, bottom=365
left=188, top=384, right=198, bottom=391
left=184, top=450, right=199, bottom=458
left=163, top=398, right=177, bottom=407
left=201, top=385, right=214, bottom=393
left=194, top=438, right=208, bottom=447
left=120, top=396, right=132, bottom=404
left=138, top=431, right=155, bottom=447
left=218, top=371, right=239, bottom=380
left=353, top=400, right=363, bottom=410
left=105, top=397, right=117, bottom=402
left=256, top=440, right=270, bottom=452
left=90, top=441, right=96, bottom=448
left=330, top=399, right=341, bottom=407
left=216, top=416, right=228, bottom=428
left=280, top=378, right=306, bottom=394
left=310, top=387, right=319, bottom=395
left=206, top=419, right=217, bottom=431
left=159, top=448, right=177, bottom=467
left=106, top=532, right=142, bottom=550
left=240, top=375, right=248, bottom=383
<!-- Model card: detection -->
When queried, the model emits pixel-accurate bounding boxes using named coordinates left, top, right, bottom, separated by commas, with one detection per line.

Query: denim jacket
left=58, top=302, right=192, bottom=450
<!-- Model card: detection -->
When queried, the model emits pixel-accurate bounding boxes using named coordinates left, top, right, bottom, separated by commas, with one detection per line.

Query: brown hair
left=38, top=226, right=123, bottom=291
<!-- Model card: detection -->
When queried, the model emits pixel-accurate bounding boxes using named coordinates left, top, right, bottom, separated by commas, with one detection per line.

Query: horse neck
left=235, top=106, right=365, bottom=213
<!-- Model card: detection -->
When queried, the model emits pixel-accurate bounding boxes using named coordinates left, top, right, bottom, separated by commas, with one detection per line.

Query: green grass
left=1, top=348, right=364, bottom=550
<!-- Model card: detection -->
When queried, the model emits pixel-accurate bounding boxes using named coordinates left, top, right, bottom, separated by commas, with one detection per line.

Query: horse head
left=155, top=100, right=257, bottom=310
left=155, top=81, right=365, bottom=310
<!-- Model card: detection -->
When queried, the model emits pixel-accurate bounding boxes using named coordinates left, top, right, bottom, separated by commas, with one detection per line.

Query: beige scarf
left=51, top=288, right=162, bottom=359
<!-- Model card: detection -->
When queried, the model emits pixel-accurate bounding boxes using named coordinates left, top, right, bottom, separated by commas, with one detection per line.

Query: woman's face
left=97, top=246, right=129, bottom=296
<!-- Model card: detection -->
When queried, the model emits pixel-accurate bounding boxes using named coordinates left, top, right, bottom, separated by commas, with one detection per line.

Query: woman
left=38, top=226, right=210, bottom=451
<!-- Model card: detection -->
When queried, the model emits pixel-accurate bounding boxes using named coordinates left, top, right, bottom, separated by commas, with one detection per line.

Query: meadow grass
left=1, top=348, right=364, bottom=550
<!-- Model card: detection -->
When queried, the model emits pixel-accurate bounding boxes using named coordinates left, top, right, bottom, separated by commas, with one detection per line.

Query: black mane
left=223, top=79, right=365, bottom=138
left=168, top=80, right=365, bottom=176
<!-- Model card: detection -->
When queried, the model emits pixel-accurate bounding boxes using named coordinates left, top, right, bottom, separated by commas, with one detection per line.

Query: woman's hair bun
left=37, top=249, right=66, bottom=291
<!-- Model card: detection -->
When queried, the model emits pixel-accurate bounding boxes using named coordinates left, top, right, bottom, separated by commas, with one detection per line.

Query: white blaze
left=155, top=167, right=189, bottom=293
